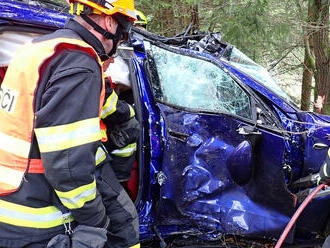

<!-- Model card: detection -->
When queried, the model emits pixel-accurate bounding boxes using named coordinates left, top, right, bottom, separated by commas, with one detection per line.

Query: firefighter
left=100, top=10, right=147, bottom=183
left=100, top=76, right=140, bottom=183
left=0, top=0, right=139, bottom=247
left=134, top=10, right=148, bottom=30
left=319, top=148, right=330, bottom=248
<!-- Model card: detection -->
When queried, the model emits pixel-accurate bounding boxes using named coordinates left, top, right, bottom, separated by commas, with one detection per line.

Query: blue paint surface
left=1, top=1, right=330, bottom=243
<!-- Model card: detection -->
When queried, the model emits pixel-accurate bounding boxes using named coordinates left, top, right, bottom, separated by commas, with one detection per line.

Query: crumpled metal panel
left=300, top=112, right=330, bottom=174
left=157, top=104, right=294, bottom=240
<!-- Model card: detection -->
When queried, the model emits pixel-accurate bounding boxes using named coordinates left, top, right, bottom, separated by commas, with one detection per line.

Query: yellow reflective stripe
left=55, top=179, right=97, bottom=209
left=129, top=105, right=135, bottom=118
left=0, top=200, right=74, bottom=228
left=111, top=143, right=137, bottom=157
left=323, top=163, right=329, bottom=177
left=328, top=148, right=330, bottom=157
left=0, top=131, right=30, bottom=158
left=0, top=166, right=24, bottom=188
left=129, top=244, right=140, bottom=248
left=95, top=146, right=106, bottom=166
left=101, top=128, right=107, bottom=141
left=34, top=118, right=101, bottom=153
left=101, top=91, right=118, bottom=119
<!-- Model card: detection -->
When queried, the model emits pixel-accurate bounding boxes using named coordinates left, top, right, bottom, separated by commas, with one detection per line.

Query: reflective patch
left=34, top=118, right=101, bottom=152
left=55, top=179, right=97, bottom=209
left=0, top=131, right=30, bottom=158
left=111, top=143, right=137, bottom=157
left=101, top=90, right=118, bottom=119
left=0, top=166, right=24, bottom=190
left=0, top=200, right=74, bottom=228
left=0, top=85, right=18, bottom=114
left=129, top=105, right=135, bottom=118
left=95, top=146, right=107, bottom=166
left=129, top=244, right=140, bottom=248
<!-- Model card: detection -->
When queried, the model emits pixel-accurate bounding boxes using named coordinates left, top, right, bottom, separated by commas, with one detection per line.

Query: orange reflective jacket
left=0, top=38, right=105, bottom=195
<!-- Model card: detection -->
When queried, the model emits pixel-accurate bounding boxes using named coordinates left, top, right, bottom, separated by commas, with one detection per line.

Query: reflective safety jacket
left=0, top=38, right=104, bottom=195
left=0, top=19, right=108, bottom=247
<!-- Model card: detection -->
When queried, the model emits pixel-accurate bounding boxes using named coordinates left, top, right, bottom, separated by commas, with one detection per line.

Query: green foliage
left=137, top=0, right=304, bottom=65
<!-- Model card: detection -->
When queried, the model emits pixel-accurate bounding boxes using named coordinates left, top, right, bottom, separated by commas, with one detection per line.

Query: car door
left=144, top=41, right=296, bottom=239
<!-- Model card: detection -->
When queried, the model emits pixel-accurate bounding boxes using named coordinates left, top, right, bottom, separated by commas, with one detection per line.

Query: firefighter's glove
left=47, top=223, right=108, bottom=248
left=71, top=225, right=108, bottom=248
left=318, top=162, right=330, bottom=185
left=47, top=234, right=70, bottom=248
left=107, top=118, right=140, bottom=150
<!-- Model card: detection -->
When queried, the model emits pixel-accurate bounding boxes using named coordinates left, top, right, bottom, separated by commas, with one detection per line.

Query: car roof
left=0, top=0, right=69, bottom=30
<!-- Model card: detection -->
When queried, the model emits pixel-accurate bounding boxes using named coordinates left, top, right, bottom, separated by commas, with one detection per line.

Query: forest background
left=53, top=0, right=330, bottom=114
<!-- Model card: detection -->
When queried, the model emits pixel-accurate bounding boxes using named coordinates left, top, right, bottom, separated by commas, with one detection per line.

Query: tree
left=301, top=0, right=316, bottom=111
left=310, top=0, right=330, bottom=114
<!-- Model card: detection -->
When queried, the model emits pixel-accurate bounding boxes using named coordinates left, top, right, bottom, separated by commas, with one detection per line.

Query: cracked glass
left=150, top=45, right=252, bottom=119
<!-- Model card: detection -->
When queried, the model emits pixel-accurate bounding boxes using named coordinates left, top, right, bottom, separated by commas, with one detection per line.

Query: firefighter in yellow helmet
left=134, top=10, right=148, bottom=29
left=0, top=0, right=139, bottom=247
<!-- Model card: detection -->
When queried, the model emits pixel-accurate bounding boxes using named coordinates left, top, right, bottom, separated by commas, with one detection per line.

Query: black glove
left=47, top=224, right=108, bottom=248
left=71, top=225, right=107, bottom=248
left=106, top=118, right=140, bottom=150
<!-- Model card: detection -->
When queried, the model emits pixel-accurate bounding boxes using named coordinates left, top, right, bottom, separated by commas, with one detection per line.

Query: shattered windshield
left=227, top=47, right=294, bottom=103
left=148, top=44, right=252, bottom=119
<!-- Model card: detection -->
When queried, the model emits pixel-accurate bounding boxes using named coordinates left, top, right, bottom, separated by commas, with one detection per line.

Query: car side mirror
left=226, top=140, right=253, bottom=186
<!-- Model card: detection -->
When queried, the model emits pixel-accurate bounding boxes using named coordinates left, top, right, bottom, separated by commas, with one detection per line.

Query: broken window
left=149, top=44, right=252, bottom=119
left=228, top=47, right=296, bottom=106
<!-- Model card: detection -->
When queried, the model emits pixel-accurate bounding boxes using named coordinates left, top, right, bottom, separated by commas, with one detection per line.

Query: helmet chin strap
left=81, top=15, right=123, bottom=60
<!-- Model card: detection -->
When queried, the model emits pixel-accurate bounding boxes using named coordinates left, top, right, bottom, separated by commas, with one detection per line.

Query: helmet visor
left=113, top=13, right=133, bottom=34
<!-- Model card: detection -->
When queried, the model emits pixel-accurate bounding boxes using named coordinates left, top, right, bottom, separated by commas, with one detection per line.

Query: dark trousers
left=23, top=163, right=139, bottom=248
left=95, top=163, right=140, bottom=248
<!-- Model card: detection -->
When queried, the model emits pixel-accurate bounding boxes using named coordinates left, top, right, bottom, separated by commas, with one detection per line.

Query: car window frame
left=144, top=40, right=266, bottom=124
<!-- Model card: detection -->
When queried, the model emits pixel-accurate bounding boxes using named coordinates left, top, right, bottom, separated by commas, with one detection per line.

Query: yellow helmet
left=134, top=10, right=147, bottom=28
left=68, top=0, right=137, bottom=21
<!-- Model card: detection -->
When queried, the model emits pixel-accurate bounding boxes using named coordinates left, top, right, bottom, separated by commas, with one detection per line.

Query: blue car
left=1, top=0, right=330, bottom=246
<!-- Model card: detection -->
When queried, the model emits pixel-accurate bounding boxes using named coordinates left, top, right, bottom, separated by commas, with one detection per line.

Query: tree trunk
left=301, top=40, right=315, bottom=111
left=301, top=1, right=316, bottom=111
left=311, top=0, right=330, bottom=114
left=191, top=4, right=199, bottom=32
left=161, top=0, right=175, bottom=36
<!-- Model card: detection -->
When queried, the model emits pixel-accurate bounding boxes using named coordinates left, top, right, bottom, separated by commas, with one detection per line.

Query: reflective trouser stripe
left=34, top=118, right=101, bottom=153
left=95, top=146, right=107, bottom=166
left=111, top=143, right=137, bottom=157
left=101, top=90, right=118, bottom=119
left=0, top=200, right=73, bottom=228
left=55, top=179, right=97, bottom=209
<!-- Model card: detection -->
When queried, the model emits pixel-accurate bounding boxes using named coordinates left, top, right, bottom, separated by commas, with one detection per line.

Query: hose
left=275, top=183, right=326, bottom=248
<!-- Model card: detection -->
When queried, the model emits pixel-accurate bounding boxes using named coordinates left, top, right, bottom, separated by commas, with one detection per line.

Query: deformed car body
left=0, top=0, right=330, bottom=246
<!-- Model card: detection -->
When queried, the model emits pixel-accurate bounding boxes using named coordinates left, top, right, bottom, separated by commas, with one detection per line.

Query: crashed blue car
left=1, top=0, right=330, bottom=246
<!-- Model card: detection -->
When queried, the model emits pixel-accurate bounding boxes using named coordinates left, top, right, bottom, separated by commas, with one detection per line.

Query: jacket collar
left=65, top=18, right=109, bottom=61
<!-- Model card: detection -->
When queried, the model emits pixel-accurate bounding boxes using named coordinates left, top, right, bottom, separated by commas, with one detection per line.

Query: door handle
left=168, top=129, right=189, bottom=142
left=313, top=143, right=329, bottom=150
left=237, top=126, right=261, bottom=136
